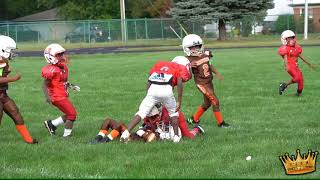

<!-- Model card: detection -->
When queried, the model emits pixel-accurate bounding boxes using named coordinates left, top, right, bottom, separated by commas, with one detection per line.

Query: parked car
left=65, top=25, right=108, bottom=43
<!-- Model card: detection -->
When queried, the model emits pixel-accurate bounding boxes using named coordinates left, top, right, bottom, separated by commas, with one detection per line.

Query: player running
left=0, top=35, right=38, bottom=144
left=183, top=34, right=230, bottom=128
left=278, top=30, right=315, bottom=96
left=120, top=56, right=192, bottom=143
left=42, top=43, right=80, bottom=137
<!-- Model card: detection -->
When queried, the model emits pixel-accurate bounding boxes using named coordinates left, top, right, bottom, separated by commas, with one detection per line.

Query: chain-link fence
left=0, top=15, right=319, bottom=43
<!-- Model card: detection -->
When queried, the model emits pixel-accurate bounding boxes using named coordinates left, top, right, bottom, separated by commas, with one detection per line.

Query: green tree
left=0, top=0, right=49, bottom=20
left=170, top=0, right=273, bottom=40
left=127, top=0, right=172, bottom=18
left=275, top=15, right=296, bottom=34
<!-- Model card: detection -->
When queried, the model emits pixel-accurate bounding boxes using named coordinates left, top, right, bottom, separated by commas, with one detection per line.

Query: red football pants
left=287, top=66, right=304, bottom=92
left=52, top=98, right=77, bottom=121
left=178, top=112, right=195, bottom=139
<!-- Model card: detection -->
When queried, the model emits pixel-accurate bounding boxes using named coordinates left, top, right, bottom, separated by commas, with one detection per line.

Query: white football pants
left=136, top=84, right=179, bottom=119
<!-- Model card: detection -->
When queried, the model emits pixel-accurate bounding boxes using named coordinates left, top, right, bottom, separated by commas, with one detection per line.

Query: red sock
left=213, top=111, right=224, bottom=125
left=15, top=124, right=33, bottom=143
left=193, top=106, right=205, bottom=123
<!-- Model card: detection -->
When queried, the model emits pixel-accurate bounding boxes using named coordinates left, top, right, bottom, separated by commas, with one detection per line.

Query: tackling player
left=278, top=30, right=315, bottom=96
left=0, top=35, right=38, bottom=144
left=183, top=34, right=230, bottom=128
left=120, top=56, right=192, bottom=143
left=42, top=43, right=80, bottom=137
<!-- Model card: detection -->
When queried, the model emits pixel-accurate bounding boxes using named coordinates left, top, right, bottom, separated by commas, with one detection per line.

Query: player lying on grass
left=0, top=35, right=38, bottom=144
left=91, top=103, right=204, bottom=143
left=42, top=43, right=80, bottom=137
left=182, top=34, right=230, bottom=128
left=120, top=56, right=192, bottom=143
left=135, top=103, right=204, bottom=142
left=278, top=30, right=316, bottom=96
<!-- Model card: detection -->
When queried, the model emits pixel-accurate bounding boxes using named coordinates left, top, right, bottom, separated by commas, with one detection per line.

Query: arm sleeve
left=177, top=64, right=191, bottom=82
left=42, top=66, right=56, bottom=80
left=296, top=45, right=303, bottom=54
left=278, top=46, right=287, bottom=56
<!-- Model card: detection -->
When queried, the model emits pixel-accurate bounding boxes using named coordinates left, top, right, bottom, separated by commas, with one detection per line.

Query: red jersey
left=278, top=44, right=302, bottom=67
left=42, top=63, right=69, bottom=102
left=148, top=61, right=190, bottom=86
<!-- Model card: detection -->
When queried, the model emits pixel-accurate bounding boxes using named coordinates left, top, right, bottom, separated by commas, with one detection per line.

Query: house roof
left=13, top=8, right=58, bottom=21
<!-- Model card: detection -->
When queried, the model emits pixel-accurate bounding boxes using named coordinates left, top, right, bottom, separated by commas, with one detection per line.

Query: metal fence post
left=88, top=21, right=91, bottom=43
left=134, top=19, right=137, bottom=40
left=108, top=21, right=111, bottom=41
left=145, top=18, right=148, bottom=39
left=160, top=19, right=164, bottom=39
left=83, top=22, right=86, bottom=42
left=15, top=25, right=17, bottom=43
left=6, top=24, right=9, bottom=36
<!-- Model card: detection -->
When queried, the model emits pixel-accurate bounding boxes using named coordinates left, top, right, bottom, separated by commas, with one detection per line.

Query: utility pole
left=120, top=0, right=127, bottom=41
left=304, top=0, right=308, bottom=40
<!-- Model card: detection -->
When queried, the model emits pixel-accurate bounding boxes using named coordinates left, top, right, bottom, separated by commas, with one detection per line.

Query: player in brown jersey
left=90, top=118, right=129, bottom=143
left=0, top=36, right=38, bottom=143
left=182, top=34, right=230, bottom=128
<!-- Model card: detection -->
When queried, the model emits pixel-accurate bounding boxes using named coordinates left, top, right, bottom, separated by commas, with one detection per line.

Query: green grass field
left=0, top=47, right=320, bottom=178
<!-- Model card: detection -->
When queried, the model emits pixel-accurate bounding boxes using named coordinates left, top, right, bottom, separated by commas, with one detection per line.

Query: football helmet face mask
left=182, top=34, right=204, bottom=56
left=281, top=30, right=296, bottom=46
left=44, top=43, right=66, bottom=65
left=0, top=35, right=17, bottom=60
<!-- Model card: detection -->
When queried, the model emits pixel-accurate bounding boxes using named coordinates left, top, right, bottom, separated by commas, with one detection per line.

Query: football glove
left=172, top=135, right=181, bottom=143
left=66, top=82, right=80, bottom=92
left=120, top=130, right=130, bottom=142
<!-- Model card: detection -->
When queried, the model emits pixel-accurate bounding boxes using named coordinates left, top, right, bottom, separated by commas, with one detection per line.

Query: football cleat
left=218, top=121, right=230, bottom=128
left=195, top=124, right=205, bottom=134
left=279, top=82, right=287, bottom=95
left=27, top=139, right=39, bottom=144
left=44, top=120, right=57, bottom=135
left=89, top=135, right=111, bottom=144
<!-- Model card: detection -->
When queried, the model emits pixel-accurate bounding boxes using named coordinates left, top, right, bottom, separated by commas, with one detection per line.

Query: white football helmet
left=146, top=104, right=162, bottom=117
left=182, top=34, right=204, bottom=56
left=281, top=30, right=296, bottom=45
left=171, top=56, right=191, bottom=72
left=0, top=35, right=17, bottom=59
left=44, top=43, right=66, bottom=64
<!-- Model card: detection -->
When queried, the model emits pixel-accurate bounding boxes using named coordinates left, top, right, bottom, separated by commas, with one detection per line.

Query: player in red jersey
left=182, top=34, right=230, bottom=128
left=120, top=56, right=192, bottom=143
left=136, top=103, right=204, bottom=141
left=278, top=30, right=315, bottom=96
left=0, top=35, right=37, bottom=144
left=42, top=43, right=80, bottom=137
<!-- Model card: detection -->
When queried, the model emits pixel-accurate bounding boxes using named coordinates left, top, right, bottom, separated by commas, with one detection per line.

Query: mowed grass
left=0, top=47, right=320, bottom=178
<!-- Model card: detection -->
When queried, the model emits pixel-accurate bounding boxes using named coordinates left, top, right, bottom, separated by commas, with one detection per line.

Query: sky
left=265, top=0, right=293, bottom=21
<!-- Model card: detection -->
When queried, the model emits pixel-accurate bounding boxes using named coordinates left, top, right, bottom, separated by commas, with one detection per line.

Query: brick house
left=290, top=0, right=320, bottom=32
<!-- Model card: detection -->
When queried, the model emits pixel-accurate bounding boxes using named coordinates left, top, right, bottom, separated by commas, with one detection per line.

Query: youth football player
left=0, top=35, right=38, bottom=144
left=42, top=43, right=80, bottom=137
left=183, top=34, right=230, bottom=128
left=91, top=118, right=129, bottom=143
left=278, top=30, right=315, bottom=96
left=120, top=56, right=192, bottom=143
